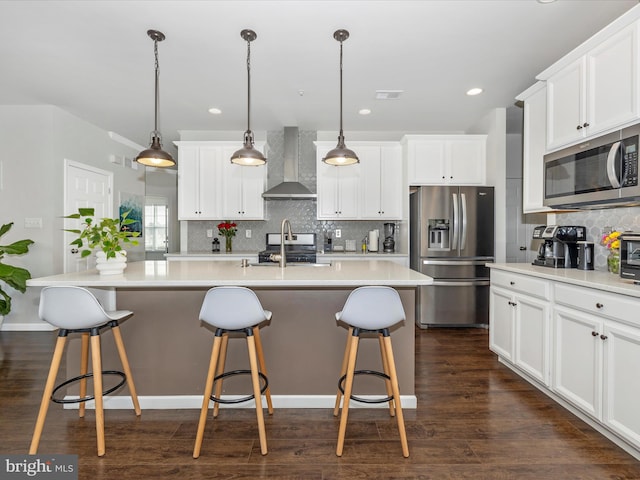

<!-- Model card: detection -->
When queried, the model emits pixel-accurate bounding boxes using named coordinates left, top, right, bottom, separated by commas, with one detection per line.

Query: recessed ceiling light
left=208, top=107, right=222, bottom=115
left=359, top=108, right=371, bottom=115
left=466, top=88, right=483, bottom=96
left=537, top=0, right=556, bottom=3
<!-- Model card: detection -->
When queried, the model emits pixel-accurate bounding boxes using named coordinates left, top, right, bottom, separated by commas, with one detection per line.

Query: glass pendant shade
left=231, top=29, right=266, bottom=166
left=323, top=29, right=358, bottom=166
left=135, top=29, right=175, bottom=168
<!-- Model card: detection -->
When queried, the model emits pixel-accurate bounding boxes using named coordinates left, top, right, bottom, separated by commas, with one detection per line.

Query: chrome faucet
left=269, top=218, right=294, bottom=267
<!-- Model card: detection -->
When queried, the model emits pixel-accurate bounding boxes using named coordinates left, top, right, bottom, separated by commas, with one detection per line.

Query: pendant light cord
left=153, top=38, right=160, bottom=138
left=338, top=38, right=344, bottom=143
left=246, top=37, right=252, bottom=138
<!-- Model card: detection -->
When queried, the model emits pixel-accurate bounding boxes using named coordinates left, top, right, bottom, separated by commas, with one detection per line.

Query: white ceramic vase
left=95, top=250, right=127, bottom=275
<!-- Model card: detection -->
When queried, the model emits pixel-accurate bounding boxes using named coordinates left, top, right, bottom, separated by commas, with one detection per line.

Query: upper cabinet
left=359, top=144, right=403, bottom=220
left=546, top=23, right=640, bottom=151
left=517, top=82, right=552, bottom=214
left=176, top=143, right=224, bottom=220
left=176, top=142, right=266, bottom=221
left=316, top=143, right=361, bottom=219
left=315, top=141, right=403, bottom=220
left=221, top=145, right=267, bottom=220
left=404, top=135, right=487, bottom=186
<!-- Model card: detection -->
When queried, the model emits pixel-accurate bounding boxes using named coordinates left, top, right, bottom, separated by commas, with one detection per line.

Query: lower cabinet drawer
left=555, top=283, right=640, bottom=327
left=491, top=270, right=550, bottom=300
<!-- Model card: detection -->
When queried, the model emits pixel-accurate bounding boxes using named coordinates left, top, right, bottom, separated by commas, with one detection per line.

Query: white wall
left=0, top=105, right=145, bottom=330
left=469, top=108, right=507, bottom=263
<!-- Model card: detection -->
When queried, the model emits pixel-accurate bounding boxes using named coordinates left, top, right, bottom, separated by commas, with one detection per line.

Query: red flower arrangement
left=217, top=221, right=237, bottom=239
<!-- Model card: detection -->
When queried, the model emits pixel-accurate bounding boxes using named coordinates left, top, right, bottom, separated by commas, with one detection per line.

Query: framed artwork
left=119, top=192, right=143, bottom=236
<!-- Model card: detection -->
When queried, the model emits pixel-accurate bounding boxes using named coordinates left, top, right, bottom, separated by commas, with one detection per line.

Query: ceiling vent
left=375, top=90, right=404, bottom=100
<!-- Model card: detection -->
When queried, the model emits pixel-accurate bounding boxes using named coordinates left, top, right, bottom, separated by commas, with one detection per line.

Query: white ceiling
left=0, top=0, right=637, bottom=151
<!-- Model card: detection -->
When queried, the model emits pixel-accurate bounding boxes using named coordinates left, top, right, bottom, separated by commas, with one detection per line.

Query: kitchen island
left=27, top=260, right=432, bottom=409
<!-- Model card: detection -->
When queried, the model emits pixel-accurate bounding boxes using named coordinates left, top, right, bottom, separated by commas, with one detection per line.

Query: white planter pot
left=95, top=250, right=127, bottom=276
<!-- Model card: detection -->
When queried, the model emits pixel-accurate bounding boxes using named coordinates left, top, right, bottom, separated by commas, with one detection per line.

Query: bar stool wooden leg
left=111, top=324, right=141, bottom=416
left=29, top=335, right=67, bottom=454
left=336, top=333, right=359, bottom=457
left=382, top=335, right=409, bottom=458
left=212, top=333, right=229, bottom=419
left=90, top=333, right=106, bottom=457
left=253, top=326, right=273, bottom=415
left=378, top=333, right=396, bottom=417
left=334, top=326, right=353, bottom=416
left=79, top=333, right=90, bottom=418
left=193, top=335, right=222, bottom=459
left=247, top=334, right=268, bottom=455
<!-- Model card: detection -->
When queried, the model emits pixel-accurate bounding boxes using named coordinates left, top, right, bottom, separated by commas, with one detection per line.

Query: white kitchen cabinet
left=404, top=135, right=486, bottom=186
left=176, top=143, right=223, bottom=220
left=316, top=143, right=361, bottom=219
left=552, top=281, right=640, bottom=444
left=552, top=305, right=603, bottom=419
left=359, top=144, right=403, bottom=220
left=221, top=146, right=266, bottom=220
left=546, top=23, right=639, bottom=150
left=517, top=82, right=552, bottom=214
left=489, top=270, right=551, bottom=385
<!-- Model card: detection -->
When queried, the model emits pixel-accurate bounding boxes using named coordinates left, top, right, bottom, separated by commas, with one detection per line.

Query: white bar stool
left=333, top=286, right=409, bottom=457
left=29, top=286, right=141, bottom=457
left=193, top=286, right=273, bottom=458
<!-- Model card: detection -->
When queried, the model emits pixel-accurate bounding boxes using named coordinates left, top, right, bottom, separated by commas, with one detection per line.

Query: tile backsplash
left=186, top=129, right=401, bottom=253
left=557, top=206, right=640, bottom=268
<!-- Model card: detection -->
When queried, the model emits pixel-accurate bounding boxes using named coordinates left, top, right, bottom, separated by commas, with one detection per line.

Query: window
left=144, top=197, right=168, bottom=252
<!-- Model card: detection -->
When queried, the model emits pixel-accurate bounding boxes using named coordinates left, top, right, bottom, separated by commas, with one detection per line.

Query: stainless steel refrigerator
left=410, top=186, right=494, bottom=327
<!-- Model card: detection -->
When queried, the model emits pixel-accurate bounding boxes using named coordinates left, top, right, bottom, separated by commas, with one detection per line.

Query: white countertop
left=27, top=259, right=432, bottom=288
left=165, top=251, right=407, bottom=259
left=489, top=263, right=640, bottom=298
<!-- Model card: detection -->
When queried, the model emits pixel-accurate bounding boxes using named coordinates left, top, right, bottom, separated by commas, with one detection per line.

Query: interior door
left=64, top=160, right=113, bottom=273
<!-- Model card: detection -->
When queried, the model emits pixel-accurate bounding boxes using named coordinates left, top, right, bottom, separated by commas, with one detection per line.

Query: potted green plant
left=64, top=208, right=140, bottom=275
left=0, top=222, right=34, bottom=318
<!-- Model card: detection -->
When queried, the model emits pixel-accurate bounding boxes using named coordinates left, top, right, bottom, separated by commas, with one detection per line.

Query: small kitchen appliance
left=576, top=241, right=595, bottom=270
left=258, top=233, right=317, bottom=263
left=368, top=230, right=379, bottom=252
left=532, top=225, right=586, bottom=268
left=383, top=223, right=396, bottom=253
left=620, top=233, right=640, bottom=282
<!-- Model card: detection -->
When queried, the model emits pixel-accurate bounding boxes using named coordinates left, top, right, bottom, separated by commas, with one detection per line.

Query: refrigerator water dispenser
left=427, top=219, right=450, bottom=250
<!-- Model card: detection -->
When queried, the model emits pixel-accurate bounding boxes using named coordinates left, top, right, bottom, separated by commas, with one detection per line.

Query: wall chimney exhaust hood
left=262, top=127, right=317, bottom=199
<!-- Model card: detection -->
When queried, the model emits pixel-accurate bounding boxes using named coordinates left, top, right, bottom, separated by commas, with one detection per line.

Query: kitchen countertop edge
left=488, top=262, right=640, bottom=298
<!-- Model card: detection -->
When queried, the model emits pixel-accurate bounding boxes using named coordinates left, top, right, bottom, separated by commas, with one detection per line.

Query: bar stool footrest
left=339, top=370, right=393, bottom=404
left=210, top=369, right=269, bottom=405
left=51, top=370, right=127, bottom=404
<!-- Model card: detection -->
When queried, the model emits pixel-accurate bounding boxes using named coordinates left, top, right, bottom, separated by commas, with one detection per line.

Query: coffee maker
left=383, top=223, right=396, bottom=252
left=532, top=225, right=586, bottom=268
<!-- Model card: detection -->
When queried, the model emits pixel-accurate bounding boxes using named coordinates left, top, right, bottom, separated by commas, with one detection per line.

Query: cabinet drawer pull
left=592, top=331, right=599, bottom=337
left=596, top=303, right=604, bottom=309
left=600, top=334, right=608, bottom=341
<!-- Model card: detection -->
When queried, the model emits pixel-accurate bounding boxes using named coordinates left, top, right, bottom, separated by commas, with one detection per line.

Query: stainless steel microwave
left=543, top=124, right=640, bottom=209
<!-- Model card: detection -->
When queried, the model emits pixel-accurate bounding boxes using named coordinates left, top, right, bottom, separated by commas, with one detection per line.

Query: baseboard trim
left=62, top=394, right=418, bottom=410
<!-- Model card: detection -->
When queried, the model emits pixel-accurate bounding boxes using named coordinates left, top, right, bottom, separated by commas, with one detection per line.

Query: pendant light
left=230, top=29, right=267, bottom=166
left=323, top=29, right=359, bottom=166
left=135, top=29, right=175, bottom=168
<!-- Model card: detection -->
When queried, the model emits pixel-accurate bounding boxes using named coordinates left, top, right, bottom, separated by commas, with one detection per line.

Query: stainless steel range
left=258, top=233, right=317, bottom=263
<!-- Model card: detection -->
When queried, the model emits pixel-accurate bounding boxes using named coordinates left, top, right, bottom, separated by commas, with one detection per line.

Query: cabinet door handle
left=600, top=334, right=608, bottom=340
left=508, top=301, right=517, bottom=306
left=510, top=281, right=515, bottom=285
left=596, top=303, right=604, bottom=309
left=70, top=248, right=79, bottom=254
left=577, top=125, right=583, bottom=130
left=583, top=122, right=590, bottom=128
left=592, top=331, right=599, bottom=337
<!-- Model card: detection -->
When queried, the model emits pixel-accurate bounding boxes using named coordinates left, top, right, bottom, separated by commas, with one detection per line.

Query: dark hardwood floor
left=2, top=327, right=640, bottom=479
